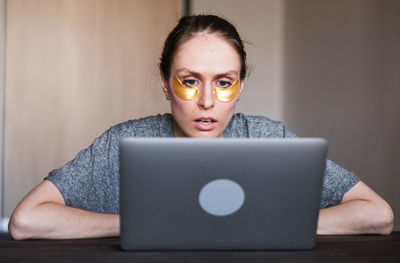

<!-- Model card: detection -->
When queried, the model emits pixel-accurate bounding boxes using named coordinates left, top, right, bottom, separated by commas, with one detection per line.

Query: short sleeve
left=44, top=114, right=173, bottom=214
left=45, top=127, right=120, bottom=214
left=284, top=128, right=360, bottom=208
left=320, top=160, right=360, bottom=208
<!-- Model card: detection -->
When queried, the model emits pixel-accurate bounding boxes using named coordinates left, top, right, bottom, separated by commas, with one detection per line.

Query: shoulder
left=107, top=113, right=174, bottom=138
left=226, top=113, right=287, bottom=138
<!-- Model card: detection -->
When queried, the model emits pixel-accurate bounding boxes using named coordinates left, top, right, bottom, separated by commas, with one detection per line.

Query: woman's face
left=162, top=33, right=243, bottom=138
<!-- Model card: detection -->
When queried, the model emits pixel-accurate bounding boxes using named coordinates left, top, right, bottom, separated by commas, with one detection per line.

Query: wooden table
left=1, top=232, right=399, bottom=262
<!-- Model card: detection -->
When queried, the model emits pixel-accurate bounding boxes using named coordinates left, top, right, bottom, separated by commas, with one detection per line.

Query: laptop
left=119, top=138, right=327, bottom=250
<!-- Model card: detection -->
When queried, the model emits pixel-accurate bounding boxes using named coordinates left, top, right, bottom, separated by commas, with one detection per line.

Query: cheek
left=170, top=98, right=194, bottom=118
left=217, top=101, right=237, bottom=119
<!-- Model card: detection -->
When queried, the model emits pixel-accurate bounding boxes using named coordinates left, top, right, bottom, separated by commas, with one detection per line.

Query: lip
left=193, top=117, right=217, bottom=131
left=195, top=116, right=217, bottom=122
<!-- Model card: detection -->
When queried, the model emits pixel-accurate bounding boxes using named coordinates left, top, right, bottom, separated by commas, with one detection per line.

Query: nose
left=197, top=83, right=215, bottom=110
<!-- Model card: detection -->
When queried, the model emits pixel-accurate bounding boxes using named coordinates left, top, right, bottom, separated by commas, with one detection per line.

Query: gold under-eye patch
left=171, top=75, right=240, bottom=102
left=213, top=79, right=240, bottom=103
left=172, top=75, right=199, bottom=101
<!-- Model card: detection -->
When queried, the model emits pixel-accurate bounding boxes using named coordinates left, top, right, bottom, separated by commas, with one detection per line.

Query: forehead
left=171, top=34, right=241, bottom=76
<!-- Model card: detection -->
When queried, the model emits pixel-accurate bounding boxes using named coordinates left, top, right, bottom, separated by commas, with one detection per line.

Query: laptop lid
left=120, top=138, right=327, bottom=250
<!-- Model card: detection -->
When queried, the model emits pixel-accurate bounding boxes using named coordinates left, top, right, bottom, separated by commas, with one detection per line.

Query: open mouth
left=195, top=117, right=217, bottom=125
left=194, top=117, right=217, bottom=131
left=195, top=119, right=215, bottom=125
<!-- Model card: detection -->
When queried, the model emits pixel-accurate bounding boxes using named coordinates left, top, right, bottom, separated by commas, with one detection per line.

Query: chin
left=190, top=131, right=223, bottom=138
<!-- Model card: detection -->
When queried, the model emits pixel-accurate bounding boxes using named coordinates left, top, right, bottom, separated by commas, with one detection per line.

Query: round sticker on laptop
left=199, top=179, right=245, bottom=216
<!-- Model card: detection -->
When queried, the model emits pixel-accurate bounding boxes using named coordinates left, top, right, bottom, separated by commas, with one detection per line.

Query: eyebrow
left=215, top=72, right=238, bottom=79
left=175, top=69, right=238, bottom=79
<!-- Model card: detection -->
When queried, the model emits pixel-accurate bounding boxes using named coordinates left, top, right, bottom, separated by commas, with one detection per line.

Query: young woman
left=9, top=15, right=394, bottom=240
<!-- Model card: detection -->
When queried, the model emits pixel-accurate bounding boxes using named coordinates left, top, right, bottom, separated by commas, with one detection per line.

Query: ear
left=160, top=71, right=169, bottom=96
left=239, top=80, right=244, bottom=95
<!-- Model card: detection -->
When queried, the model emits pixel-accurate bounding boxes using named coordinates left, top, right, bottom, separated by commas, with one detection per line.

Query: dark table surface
left=1, top=232, right=399, bottom=263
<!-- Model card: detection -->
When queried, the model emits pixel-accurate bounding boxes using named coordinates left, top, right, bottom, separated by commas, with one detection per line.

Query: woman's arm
left=317, top=181, right=394, bottom=235
left=8, top=180, right=119, bottom=240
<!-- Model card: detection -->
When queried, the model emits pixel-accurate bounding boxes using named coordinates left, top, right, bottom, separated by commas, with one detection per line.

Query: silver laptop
left=120, top=138, right=327, bottom=250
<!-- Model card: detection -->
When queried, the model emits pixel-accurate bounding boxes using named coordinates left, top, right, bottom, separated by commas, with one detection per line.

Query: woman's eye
left=217, top=80, right=232, bottom=88
left=182, top=79, right=197, bottom=87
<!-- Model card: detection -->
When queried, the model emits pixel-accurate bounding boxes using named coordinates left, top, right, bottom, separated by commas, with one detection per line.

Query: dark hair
left=160, top=15, right=247, bottom=81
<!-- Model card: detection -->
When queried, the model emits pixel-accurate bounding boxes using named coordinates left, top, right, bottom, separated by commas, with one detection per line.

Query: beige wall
left=0, top=0, right=5, bottom=220
left=3, top=0, right=180, bottom=217
left=193, top=0, right=400, bottom=230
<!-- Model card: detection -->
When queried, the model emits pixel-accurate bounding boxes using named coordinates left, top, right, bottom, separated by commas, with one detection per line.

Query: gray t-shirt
left=46, top=113, right=360, bottom=214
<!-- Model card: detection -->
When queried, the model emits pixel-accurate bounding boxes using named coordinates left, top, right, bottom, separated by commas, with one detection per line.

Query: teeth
left=199, top=120, right=213, bottom=124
